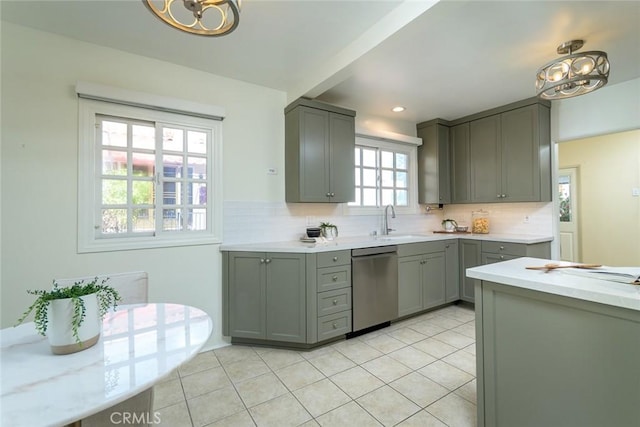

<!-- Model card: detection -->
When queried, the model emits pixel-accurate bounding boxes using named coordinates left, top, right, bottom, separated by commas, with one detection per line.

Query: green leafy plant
left=320, top=222, right=338, bottom=238
left=15, top=278, right=121, bottom=345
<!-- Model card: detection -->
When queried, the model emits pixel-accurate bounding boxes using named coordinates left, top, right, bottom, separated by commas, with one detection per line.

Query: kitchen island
left=467, top=257, right=640, bottom=427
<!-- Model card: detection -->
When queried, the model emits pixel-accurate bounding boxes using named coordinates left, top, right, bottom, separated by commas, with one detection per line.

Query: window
left=349, top=135, right=417, bottom=212
left=79, top=98, right=222, bottom=252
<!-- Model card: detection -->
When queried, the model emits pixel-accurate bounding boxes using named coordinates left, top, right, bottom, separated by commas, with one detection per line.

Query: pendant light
left=143, top=0, right=240, bottom=37
left=535, top=40, right=609, bottom=100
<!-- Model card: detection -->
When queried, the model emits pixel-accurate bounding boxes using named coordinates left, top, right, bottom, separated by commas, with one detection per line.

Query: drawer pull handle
left=332, top=322, right=338, bottom=329
left=332, top=299, right=338, bottom=305
left=332, top=276, right=338, bottom=281
left=333, top=256, right=338, bottom=262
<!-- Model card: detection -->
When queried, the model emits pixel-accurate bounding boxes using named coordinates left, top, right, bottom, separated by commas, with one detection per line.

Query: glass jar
left=471, top=210, right=490, bottom=234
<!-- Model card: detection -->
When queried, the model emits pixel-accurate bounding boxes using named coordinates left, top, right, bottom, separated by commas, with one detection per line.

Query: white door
left=558, top=167, right=580, bottom=262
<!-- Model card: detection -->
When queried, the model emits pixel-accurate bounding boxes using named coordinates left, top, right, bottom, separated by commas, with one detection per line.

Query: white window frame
left=78, top=98, right=223, bottom=253
left=344, top=135, right=419, bottom=215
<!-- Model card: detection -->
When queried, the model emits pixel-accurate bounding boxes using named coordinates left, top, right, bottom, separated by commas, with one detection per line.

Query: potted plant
left=15, top=277, right=121, bottom=355
left=320, top=222, right=338, bottom=240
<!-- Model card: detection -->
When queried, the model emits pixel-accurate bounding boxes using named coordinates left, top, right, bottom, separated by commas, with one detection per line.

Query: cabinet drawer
left=317, top=250, right=351, bottom=268
left=481, top=241, right=526, bottom=256
left=398, top=240, right=451, bottom=257
left=317, top=265, right=351, bottom=292
left=317, top=288, right=351, bottom=317
left=317, top=311, right=352, bottom=341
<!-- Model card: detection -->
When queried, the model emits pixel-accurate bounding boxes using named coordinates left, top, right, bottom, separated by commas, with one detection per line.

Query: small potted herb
left=320, top=222, right=338, bottom=240
left=15, top=278, right=121, bottom=355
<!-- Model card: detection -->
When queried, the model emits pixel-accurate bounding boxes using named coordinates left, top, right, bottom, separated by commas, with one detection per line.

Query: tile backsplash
left=223, top=201, right=554, bottom=244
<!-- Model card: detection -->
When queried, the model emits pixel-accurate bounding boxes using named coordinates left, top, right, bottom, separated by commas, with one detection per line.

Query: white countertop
left=0, top=303, right=212, bottom=427
left=220, top=233, right=553, bottom=253
left=467, top=257, right=640, bottom=311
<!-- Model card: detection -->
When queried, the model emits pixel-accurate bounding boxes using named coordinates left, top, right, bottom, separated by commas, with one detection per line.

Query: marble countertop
left=467, top=257, right=640, bottom=311
left=220, top=233, right=553, bottom=253
left=0, top=303, right=213, bottom=427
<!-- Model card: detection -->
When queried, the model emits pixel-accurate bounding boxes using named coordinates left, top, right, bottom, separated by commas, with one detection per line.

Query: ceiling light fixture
left=535, top=40, right=609, bottom=100
left=391, top=106, right=406, bottom=113
left=143, top=0, right=240, bottom=37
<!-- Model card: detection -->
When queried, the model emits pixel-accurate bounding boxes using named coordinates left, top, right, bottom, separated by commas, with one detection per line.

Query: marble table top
left=0, top=303, right=212, bottom=427
left=467, top=257, right=640, bottom=311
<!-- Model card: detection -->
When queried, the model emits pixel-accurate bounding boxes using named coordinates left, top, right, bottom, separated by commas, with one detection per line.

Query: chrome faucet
left=382, top=204, right=396, bottom=235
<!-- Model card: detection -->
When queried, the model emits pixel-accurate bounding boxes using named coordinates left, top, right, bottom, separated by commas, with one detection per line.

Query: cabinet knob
left=500, top=255, right=505, bottom=260
left=497, top=194, right=501, bottom=198
left=502, top=194, right=506, bottom=198
left=260, top=258, right=265, bottom=263
left=332, top=276, right=338, bottom=281
left=332, top=322, right=338, bottom=329
left=265, top=258, right=271, bottom=264
left=500, top=246, right=505, bottom=250
left=326, top=192, right=331, bottom=197
left=330, top=192, right=335, bottom=197
left=333, top=256, right=338, bottom=262
left=332, top=299, right=338, bottom=305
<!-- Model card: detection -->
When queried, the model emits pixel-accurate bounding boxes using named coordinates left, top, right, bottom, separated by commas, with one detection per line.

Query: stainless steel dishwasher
left=351, top=245, right=398, bottom=333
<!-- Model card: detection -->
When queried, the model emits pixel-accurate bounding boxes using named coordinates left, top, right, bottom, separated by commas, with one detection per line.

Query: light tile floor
left=154, top=304, right=477, bottom=427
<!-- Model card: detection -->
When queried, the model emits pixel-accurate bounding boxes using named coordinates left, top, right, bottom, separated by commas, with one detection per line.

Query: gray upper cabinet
left=450, top=123, right=471, bottom=204
left=416, top=120, right=450, bottom=204
left=467, top=100, right=551, bottom=203
left=417, top=98, right=550, bottom=205
left=470, top=115, right=502, bottom=202
left=285, top=98, right=356, bottom=203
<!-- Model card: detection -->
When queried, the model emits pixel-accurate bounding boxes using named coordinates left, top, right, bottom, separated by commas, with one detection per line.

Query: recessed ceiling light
left=391, top=106, right=406, bottom=113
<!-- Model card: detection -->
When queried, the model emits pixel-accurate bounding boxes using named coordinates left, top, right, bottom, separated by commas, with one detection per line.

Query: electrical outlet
left=267, top=168, right=277, bottom=175
left=523, top=215, right=530, bottom=223
left=632, top=188, right=640, bottom=197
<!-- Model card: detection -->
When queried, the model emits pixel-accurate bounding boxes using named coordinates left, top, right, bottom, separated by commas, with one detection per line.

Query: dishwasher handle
left=351, top=245, right=398, bottom=257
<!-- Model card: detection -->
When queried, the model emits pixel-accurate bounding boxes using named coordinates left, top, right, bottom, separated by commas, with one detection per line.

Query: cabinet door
left=470, top=115, right=501, bottom=202
left=417, top=123, right=450, bottom=204
left=501, top=105, right=540, bottom=201
left=228, top=252, right=266, bottom=339
left=423, top=252, right=446, bottom=309
left=329, top=113, right=355, bottom=203
left=265, top=253, right=306, bottom=343
left=459, top=240, right=481, bottom=303
left=445, top=241, right=460, bottom=302
left=398, top=255, right=424, bottom=317
left=297, top=107, right=330, bottom=202
left=450, top=123, right=471, bottom=203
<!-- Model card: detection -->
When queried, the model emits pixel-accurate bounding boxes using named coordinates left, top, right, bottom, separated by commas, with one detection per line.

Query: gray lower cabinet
left=476, top=281, right=640, bottom=427
left=460, top=239, right=551, bottom=303
left=223, top=249, right=352, bottom=347
left=398, top=240, right=457, bottom=317
left=224, top=251, right=306, bottom=343
left=284, top=99, right=356, bottom=203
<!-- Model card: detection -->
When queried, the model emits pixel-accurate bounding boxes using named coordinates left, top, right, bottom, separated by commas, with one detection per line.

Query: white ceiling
left=2, top=0, right=639, bottom=124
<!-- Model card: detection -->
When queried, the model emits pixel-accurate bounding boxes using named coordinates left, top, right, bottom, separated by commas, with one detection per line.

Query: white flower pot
left=47, top=293, right=101, bottom=355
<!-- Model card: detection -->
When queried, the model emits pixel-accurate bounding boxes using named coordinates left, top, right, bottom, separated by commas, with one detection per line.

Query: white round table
left=0, top=303, right=212, bottom=427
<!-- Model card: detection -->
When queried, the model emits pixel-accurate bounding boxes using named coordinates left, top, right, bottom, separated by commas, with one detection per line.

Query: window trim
left=344, top=135, right=419, bottom=216
left=78, top=98, right=223, bottom=253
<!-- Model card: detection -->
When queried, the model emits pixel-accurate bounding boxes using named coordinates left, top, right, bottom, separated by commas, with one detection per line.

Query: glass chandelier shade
left=536, top=40, right=609, bottom=100
left=144, top=0, right=240, bottom=37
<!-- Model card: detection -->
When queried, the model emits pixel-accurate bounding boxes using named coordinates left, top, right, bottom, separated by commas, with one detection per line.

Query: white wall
left=0, top=22, right=286, bottom=349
